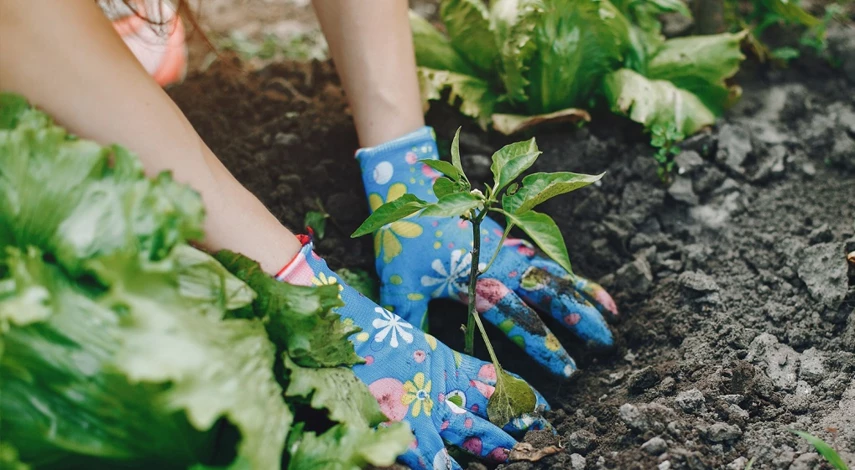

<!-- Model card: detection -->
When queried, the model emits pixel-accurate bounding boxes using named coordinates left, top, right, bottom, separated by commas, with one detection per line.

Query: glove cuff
left=356, top=126, right=441, bottom=208
left=275, top=236, right=316, bottom=286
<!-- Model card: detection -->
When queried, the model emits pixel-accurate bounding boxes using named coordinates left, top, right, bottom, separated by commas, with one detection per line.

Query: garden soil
left=168, top=55, right=855, bottom=469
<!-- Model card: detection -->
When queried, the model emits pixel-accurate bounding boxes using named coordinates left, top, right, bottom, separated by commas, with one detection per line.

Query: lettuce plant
left=0, top=94, right=411, bottom=470
left=411, top=0, right=747, bottom=138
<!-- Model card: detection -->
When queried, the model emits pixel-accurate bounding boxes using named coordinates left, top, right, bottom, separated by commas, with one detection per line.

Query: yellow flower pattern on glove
left=368, top=183, right=423, bottom=263
left=402, top=372, right=433, bottom=417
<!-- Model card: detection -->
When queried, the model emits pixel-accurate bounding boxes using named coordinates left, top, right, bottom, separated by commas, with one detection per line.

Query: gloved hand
left=277, top=239, right=548, bottom=470
left=356, top=127, right=619, bottom=379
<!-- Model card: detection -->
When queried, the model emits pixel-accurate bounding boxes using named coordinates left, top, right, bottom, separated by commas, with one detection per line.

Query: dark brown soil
left=168, top=55, right=855, bottom=469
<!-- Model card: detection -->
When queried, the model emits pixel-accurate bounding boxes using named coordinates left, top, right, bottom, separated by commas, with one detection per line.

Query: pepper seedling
left=352, top=128, right=603, bottom=425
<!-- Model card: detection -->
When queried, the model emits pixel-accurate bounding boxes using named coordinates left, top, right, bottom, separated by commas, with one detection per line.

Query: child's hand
left=279, top=241, right=548, bottom=470
left=357, top=127, right=619, bottom=379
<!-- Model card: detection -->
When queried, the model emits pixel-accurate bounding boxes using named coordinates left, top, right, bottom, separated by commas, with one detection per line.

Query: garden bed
left=167, top=52, right=855, bottom=469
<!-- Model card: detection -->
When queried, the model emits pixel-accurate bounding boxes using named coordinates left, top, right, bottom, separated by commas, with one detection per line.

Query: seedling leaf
left=421, top=192, right=482, bottom=218
left=503, top=210, right=572, bottom=274
left=450, top=127, right=465, bottom=177
left=502, top=171, right=604, bottom=215
left=304, top=210, right=327, bottom=239
left=487, top=371, right=537, bottom=426
left=790, top=431, right=848, bottom=470
left=421, top=159, right=463, bottom=182
left=490, top=138, right=541, bottom=192
left=433, top=177, right=456, bottom=199
left=351, top=194, right=426, bottom=237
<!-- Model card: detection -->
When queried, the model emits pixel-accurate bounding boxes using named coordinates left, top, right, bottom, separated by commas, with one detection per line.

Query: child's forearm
left=0, top=0, right=300, bottom=273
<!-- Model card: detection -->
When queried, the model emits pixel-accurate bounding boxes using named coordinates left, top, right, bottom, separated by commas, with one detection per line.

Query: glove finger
left=459, top=278, right=578, bottom=379
left=517, top=267, right=614, bottom=349
left=441, top=411, right=517, bottom=464
left=397, top=427, right=462, bottom=470
left=530, top=256, right=619, bottom=322
left=453, top=356, right=551, bottom=427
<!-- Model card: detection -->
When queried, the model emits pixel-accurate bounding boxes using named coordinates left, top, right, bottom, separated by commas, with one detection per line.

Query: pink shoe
left=103, top=0, right=188, bottom=87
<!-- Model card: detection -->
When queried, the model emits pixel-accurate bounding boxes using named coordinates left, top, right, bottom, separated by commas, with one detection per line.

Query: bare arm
left=312, top=0, right=425, bottom=147
left=0, top=0, right=300, bottom=273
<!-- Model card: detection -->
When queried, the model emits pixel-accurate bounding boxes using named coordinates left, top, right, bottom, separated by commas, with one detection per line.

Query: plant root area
left=168, top=55, right=855, bottom=469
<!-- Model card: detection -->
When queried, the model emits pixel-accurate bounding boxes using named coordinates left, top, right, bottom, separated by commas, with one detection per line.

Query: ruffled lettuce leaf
left=216, top=251, right=363, bottom=368
left=489, top=0, right=542, bottom=103
left=416, top=68, right=499, bottom=129
left=287, top=424, right=414, bottom=470
left=409, top=11, right=477, bottom=75
left=440, top=0, right=499, bottom=74
left=524, top=0, right=628, bottom=114
left=603, top=68, right=717, bottom=135
left=645, top=31, right=747, bottom=115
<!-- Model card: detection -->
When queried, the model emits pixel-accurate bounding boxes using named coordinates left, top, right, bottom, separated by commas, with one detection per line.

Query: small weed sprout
left=790, top=430, right=849, bottom=470
left=353, top=128, right=603, bottom=424
left=650, top=122, right=685, bottom=182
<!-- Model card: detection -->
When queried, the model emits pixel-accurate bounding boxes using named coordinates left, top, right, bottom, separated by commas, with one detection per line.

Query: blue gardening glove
left=277, top=240, right=548, bottom=470
left=356, top=127, right=619, bottom=379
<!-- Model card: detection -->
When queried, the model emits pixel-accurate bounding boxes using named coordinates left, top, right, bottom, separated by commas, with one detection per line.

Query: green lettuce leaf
left=284, top=356, right=387, bottom=429
left=417, top=67, right=499, bottom=129
left=216, top=251, right=363, bottom=368
left=603, top=68, right=717, bottom=135
left=440, top=0, right=499, bottom=73
left=287, top=423, right=414, bottom=470
left=0, top=101, right=205, bottom=276
left=489, top=0, right=542, bottom=103
left=525, top=0, right=628, bottom=114
left=0, top=247, right=224, bottom=468
left=409, top=11, right=477, bottom=75
left=646, top=31, right=747, bottom=114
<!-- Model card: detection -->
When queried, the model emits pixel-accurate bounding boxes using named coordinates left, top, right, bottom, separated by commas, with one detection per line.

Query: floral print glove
left=277, top=240, right=548, bottom=470
left=357, top=127, right=619, bottom=379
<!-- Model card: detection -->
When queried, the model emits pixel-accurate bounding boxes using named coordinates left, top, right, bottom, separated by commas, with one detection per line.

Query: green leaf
left=602, top=68, right=717, bottom=136
left=771, top=46, right=800, bottom=61
left=433, top=177, right=457, bottom=199
left=334, top=268, right=379, bottom=303
left=490, top=138, right=541, bottom=192
left=175, top=245, right=257, bottom=320
left=416, top=67, right=499, bottom=129
left=646, top=32, right=747, bottom=115
left=503, top=210, right=572, bottom=274
left=409, top=11, right=478, bottom=75
left=284, top=356, right=387, bottom=428
left=420, top=159, right=463, bottom=182
left=440, top=0, right=499, bottom=73
left=1, top=246, right=289, bottom=470
left=502, top=171, right=604, bottom=215
left=216, top=251, right=363, bottom=368
left=790, top=431, right=849, bottom=470
left=421, top=192, right=482, bottom=218
left=490, top=0, right=542, bottom=103
left=304, top=211, right=327, bottom=240
left=0, top=442, right=30, bottom=470
left=758, top=0, right=821, bottom=27
left=524, top=0, right=628, bottom=114
left=0, top=104, right=205, bottom=276
left=0, top=93, right=31, bottom=130
left=350, top=194, right=426, bottom=238
left=450, top=127, right=465, bottom=178
left=287, top=423, right=413, bottom=470
left=486, top=370, right=537, bottom=426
